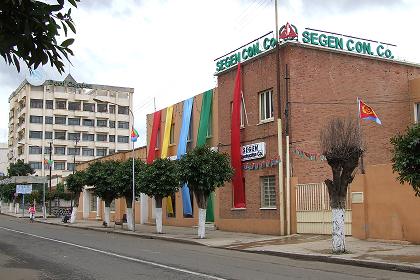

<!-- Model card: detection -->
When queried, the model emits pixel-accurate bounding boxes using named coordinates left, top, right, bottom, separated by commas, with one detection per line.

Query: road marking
left=0, top=226, right=227, bottom=280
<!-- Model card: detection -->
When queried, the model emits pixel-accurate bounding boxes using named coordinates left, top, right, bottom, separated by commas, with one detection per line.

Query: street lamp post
left=48, top=141, right=52, bottom=215
left=93, top=98, right=136, bottom=232
left=71, top=136, right=79, bottom=209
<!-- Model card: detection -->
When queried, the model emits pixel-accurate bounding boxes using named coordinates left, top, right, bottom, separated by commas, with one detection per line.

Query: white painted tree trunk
left=155, top=208, right=163, bottom=233
left=9, top=203, right=13, bottom=213
left=198, top=208, right=207, bottom=239
left=332, top=208, right=346, bottom=253
left=0, top=200, right=2, bottom=213
left=15, top=203, right=19, bottom=214
left=70, top=206, right=78, bottom=223
left=126, top=208, right=134, bottom=231
left=104, top=207, right=110, bottom=226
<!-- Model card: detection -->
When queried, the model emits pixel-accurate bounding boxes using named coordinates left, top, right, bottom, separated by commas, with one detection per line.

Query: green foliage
left=28, top=190, right=41, bottom=204
left=7, top=159, right=34, bottom=176
left=66, top=171, right=86, bottom=195
left=0, top=0, right=79, bottom=73
left=114, top=159, right=146, bottom=207
left=86, top=160, right=120, bottom=207
left=0, top=184, right=17, bottom=202
left=178, top=145, right=233, bottom=208
left=391, top=124, right=420, bottom=196
left=137, top=158, right=179, bottom=200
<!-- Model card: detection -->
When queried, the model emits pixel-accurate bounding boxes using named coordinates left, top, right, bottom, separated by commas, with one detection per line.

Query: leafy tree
left=0, top=0, right=79, bottom=73
left=7, top=159, right=34, bottom=176
left=0, top=184, right=17, bottom=203
left=137, top=158, right=179, bottom=233
left=320, top=117, right=363, bottom=253
left=66, top=170, right=87, bottom=223
left=178, top=145, right=233, bottom=238
left=391, top=124, right=420, bottom=196
left=86, top=161, right=120, bottom=226
left=114, top=158, right=146, bottom=230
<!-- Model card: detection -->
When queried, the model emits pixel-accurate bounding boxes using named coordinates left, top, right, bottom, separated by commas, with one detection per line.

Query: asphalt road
left=0, top=215, right=418, bottom=280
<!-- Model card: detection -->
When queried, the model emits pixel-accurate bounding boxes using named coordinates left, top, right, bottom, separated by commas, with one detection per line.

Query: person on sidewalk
left=28, top=204, right=36, bottom=222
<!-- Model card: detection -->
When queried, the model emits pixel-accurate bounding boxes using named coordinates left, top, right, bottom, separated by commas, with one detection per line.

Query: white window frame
left=259, top=90, right=274, bottom=123
left=261, top=176, right=276, bottom=209
left=415, top=103, right=420, bottom=124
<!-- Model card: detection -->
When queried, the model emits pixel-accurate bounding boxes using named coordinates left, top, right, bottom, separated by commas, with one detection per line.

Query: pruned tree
left=7, top=159, right=34, bottom=176
left=113, top=158, right=146, bottom=230
left=390, top=124, right=420, bottom=196
left=320, top=117, right=363, bottom=253
left=0, top=0, right=79, bottom=73
left=66, top=170, right=87, bottom=223
left=137, top=158, right=179, bottom=233
left=178, top=145, right=233, bottom=238
left=85, top=161, right=120, bottom=227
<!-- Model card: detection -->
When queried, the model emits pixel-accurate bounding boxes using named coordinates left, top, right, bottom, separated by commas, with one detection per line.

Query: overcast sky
left=1, top=0, right=419, bottom=146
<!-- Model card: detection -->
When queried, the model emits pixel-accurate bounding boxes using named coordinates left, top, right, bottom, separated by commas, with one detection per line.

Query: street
left=0, top=215, right=418, bottom=280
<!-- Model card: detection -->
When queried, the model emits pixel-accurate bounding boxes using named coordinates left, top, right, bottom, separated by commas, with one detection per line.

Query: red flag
left=231, top=63, right=246, bottom=208
left=147, top=110, right=161, bottom=164
left=358, top=99, right=382, bottom=125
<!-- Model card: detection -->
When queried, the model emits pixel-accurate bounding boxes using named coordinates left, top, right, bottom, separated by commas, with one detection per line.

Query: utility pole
left=49, top=141, right=52, bottom=215
left=71, top=136, right=79, bottom=209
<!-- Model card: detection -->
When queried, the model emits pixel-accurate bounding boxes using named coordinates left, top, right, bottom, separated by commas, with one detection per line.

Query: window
left=83, top=119, right=94, bottom=127
left=109, top=105, right=115, bottom=114
left=29, top=146, right=42, bottom=154
left=30, top=115, right=43, bottom=124
left=55, top=99, right=67, bottom=109
left=109, top=135, right=115, bottom=142
left=44, top=146, right=51, bottom=155
left=67, top=163, right=75, bottom=171
left=415, top=103, right=420, bottom=123
left=68, top=133, right=80, bottom=141
left=109, top=121, right=115, bottom=128
left=118, top=106, right=129, bottom=115
left=259, top=90, right=273, bottom=122
left=97, top=119, right=107, bottom=127
left=45, top=131, right=53, bottom=139
left=109, top=149, right=115, bottom=155
left=118, top=121, right=129, bottom=129
left=30, top=99, right=43, bottom=109
left=54, top=146, right=66, bottom=155
left=29, top=131, right=43, bottom=139
left=96, top=148, right=107, bottom=157
left=97, top=103, right=107, bottom=113
left=83, top=102, right=95, bottom=112
left=54, top=131, right=66, bottom=140
left=82, top=133, right=94, bottom=141
left=68, top=101, right=81, bottom=110
left=45, top=116, right=53, bottom=124
left=96, top=134, right=107, bottom=142
left=45, top=100, right=53, bottom=109
left=170, top=123, right=175, bottom=144
left=55, top=116, right=66, bottom=125
left=29, top=161, right=42, bottom=170
left=54, top=161, right=65, bottom=170
left=82, top=148, right=94, bottom=156
left=261, top=176, right=276, bottom=208
left=231, top=101, right=246, bottom=127
left=117, top=135, right=129, bottom=143
left=90, top=193, right=97, bottom=211
left=68, top=147, right=80, bottom=155
left=68, top=118, right=80, bottom=126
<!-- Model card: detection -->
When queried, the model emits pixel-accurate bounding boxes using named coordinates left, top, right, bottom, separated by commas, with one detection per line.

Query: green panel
left=206, top=192, right=215, bottom=222
left=197, top=89, right=213, bottom=147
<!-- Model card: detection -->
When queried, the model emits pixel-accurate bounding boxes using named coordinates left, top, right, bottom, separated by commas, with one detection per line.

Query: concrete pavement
left=1, top=208, right=419, bottom=274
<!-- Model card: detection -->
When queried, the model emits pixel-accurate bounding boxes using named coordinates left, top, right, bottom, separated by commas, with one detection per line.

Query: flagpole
left=357, top=97, right=365, bottom=174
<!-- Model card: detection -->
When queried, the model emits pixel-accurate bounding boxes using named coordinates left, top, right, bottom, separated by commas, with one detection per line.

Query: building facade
left=8, top=74, right=133, bottom=183
left=0, top=143, right=8, bottom=176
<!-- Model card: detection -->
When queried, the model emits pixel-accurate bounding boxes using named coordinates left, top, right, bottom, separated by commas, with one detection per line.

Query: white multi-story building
left=8, top=74, right=133, bottom=182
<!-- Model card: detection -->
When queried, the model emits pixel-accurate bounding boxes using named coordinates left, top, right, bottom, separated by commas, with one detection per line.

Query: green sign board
left=215, top=23, right=396, bottom=74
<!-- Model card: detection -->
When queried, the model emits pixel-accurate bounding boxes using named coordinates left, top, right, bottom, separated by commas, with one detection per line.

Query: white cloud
left=1, top=0, right=419, bottom=146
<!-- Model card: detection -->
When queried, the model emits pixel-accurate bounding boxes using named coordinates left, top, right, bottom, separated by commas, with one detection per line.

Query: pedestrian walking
left=28, top=204, right=36, bottom=222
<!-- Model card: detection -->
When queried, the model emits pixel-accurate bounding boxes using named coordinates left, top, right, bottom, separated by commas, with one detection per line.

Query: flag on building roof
left=359, top=99, right=382, bottom=125
left=131, top=127, right=139, bottom=142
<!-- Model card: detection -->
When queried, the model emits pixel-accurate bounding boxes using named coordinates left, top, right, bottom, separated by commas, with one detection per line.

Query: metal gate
left=296, top=183, right=352, bottom=235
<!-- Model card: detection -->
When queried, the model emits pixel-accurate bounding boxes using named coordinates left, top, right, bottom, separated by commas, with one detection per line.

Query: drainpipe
left=285, top=64, right=291, bottom=235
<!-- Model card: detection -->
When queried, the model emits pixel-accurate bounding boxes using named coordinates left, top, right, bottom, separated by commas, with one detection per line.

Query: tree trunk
left=15, top=203, right=19, bottom=214
left=125, top=196, right=134, bottom=231
left=332, top=208, right=346, bottom=253
left=73, top=192, right=81, bottom=208
left=198, top=208, right=207, bottom=239
left=104, top=207, right=110, bottom=226
left=0, top=200, right=2, bottom=213
left=194, top=190, right=209, bottom=209
left=70, top=206, right=78, bottom=223
left=155, top=196, right=163, bottom=233
left=9, top=202, right=13, bottom=213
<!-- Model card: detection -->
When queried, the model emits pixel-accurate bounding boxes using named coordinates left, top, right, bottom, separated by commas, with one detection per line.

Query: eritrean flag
left=359, top=99, right=382, bottom=125
left=131, top=127, right=139, bottom=142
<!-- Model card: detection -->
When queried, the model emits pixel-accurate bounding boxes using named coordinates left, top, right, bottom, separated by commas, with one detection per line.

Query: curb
left=2, top=213, right=419, bottom=274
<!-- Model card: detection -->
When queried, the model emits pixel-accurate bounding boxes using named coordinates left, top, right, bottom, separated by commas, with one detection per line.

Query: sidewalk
left=1, top=209, right=419, bottom=274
